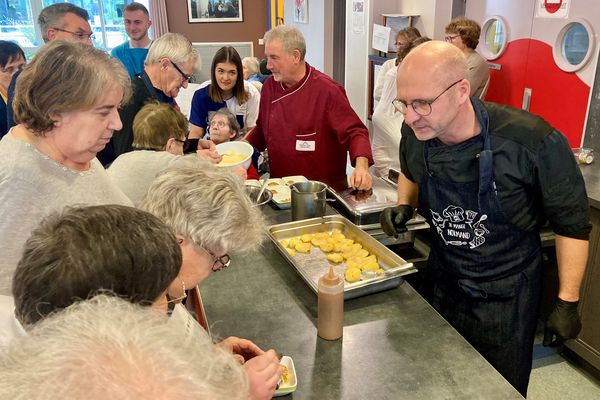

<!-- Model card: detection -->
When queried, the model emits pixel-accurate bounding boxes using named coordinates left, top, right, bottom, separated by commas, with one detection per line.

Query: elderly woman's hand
left=244, top=349, right=282, bottom=400
left=196, top=139, right=223, bottom=164
left=217, top=336, right=264, bottom=364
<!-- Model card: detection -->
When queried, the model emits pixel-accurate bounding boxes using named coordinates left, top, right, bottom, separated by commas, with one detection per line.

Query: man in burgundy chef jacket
left=245, top=25, right=373, bottom=191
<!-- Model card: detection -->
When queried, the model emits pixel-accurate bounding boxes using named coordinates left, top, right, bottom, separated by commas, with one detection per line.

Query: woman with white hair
left=140, top=158, right=282, bottom=400
left=7, top=202, right=278, bottom=400
left=242, top=56, right=262, bottom=82
left=99, top=32, right=200, bottom=165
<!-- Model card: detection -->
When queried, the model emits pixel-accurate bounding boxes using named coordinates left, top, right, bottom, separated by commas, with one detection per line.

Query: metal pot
left=244, top=185, right=273, bottom=208
left=291, top=181, right=327, bottom=221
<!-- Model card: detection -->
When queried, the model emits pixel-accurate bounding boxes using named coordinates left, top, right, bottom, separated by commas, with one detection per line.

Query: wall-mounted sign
left=536, top=0, right=570, bottom=18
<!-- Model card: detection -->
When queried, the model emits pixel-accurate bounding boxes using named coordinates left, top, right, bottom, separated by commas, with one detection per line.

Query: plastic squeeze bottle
left=317, top=265, right=344, bottom=340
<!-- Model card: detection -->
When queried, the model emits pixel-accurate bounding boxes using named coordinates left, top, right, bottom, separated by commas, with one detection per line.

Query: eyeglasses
left=392, top=79, right=463, bottom=116
left=444, top=34, right=460, bottom=42
left=200, top=245, right=231, bottom=272
left=52, top=27, right=94, bottom=42
left=167, top=280, right=187, bottom=304
left=170, top=60, right=192, bottom=83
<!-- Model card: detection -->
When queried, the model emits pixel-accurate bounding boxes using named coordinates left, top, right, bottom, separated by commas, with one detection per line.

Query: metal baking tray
left=268, top=215, right=417, bottom=300
left=327, top=176, right=428, bottom=231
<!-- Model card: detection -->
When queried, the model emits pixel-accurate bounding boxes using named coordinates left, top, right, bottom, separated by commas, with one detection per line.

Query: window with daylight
left=0, top=0, right=150, bottom=58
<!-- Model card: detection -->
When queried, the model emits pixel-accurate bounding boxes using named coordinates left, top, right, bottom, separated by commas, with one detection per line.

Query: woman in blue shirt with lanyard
left=188, top=46, right=260, bottom=152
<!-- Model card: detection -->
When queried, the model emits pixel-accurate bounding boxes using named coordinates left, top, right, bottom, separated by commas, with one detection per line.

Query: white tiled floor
left=527, top=332, right=600, bottom=399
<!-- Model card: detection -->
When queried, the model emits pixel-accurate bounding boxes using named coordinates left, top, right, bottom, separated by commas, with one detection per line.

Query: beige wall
left=165, top=1, right=269, bottom=59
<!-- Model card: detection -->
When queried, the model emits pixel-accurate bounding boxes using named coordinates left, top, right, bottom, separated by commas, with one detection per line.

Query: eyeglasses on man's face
left=52, top=27, right=94, bottom=42
left=444, top=34, right=460, bottom=42
left=170, top=60, right=192, bottom=83
left=392, top=79, right=463, bottom=116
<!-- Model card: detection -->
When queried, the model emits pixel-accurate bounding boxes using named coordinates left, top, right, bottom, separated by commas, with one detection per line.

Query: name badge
left=296, top=140, right=316, bottom=151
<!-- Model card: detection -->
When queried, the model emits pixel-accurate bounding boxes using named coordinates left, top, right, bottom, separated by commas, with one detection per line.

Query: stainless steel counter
left=199, top=205, right=523, bottom=399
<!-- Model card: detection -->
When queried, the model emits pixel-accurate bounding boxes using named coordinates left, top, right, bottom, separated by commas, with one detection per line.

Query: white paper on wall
left=372, top=24, right=391, bottom=52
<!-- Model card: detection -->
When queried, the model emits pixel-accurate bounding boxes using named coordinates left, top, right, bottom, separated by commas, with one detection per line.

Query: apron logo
left=430, top=205, right=490, bottom=249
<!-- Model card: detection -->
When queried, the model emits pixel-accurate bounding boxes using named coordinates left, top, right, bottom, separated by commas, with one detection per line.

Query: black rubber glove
left=543, top=298, right=582, bottom=346
left=380, top=205, right=414, bottom=238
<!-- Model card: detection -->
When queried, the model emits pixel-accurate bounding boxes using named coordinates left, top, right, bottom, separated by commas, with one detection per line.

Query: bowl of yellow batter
left=215, top=141, right=254, bottom=170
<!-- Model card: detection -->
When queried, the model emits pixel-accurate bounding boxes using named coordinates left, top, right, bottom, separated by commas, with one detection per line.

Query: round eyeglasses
left=392, top=79, right=463, bottom=116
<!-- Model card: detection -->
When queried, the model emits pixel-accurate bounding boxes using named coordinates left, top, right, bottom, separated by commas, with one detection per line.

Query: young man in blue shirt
left=111, top=2, right=152, bottom=78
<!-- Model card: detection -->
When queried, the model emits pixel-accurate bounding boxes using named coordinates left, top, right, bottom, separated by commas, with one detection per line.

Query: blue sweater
left=111, top=41, right=149, bottom=77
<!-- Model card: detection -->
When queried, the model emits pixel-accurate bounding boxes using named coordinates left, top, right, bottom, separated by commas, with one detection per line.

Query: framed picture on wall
left=188, top=0, right=243, bottom=23
left=294, top=0, right=308, bottom=24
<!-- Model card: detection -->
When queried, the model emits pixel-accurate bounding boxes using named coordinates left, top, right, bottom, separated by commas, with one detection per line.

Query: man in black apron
left=381, top=41, right=590, bottom=396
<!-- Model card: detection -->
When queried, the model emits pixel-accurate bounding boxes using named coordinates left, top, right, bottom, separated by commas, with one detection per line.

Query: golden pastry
left=345, top=267, right=361, bottom=283
left=326, top=253, right=344, bottom=264
left=294, top=242, right=311, bottom=253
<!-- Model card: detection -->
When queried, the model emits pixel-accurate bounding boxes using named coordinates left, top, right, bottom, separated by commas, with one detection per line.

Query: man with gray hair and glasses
left=6, top=2, right=93, bottom=130
left=380, top=40, right=590, bottom=397
left=99, top=32, right=200, bottom=166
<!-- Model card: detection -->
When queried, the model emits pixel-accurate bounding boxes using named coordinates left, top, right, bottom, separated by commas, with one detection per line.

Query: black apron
left=419, top=103, right=542, bottom=396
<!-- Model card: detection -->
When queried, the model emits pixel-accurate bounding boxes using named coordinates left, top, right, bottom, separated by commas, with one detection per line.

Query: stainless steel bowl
left=244, top=185, right=273, bottom=207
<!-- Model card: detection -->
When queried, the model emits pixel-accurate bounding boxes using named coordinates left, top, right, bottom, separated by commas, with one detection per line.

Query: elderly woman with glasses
left=140, top=158, right=282, bottom=400
left=0, top=41, right=132, bottom=297
left=445, top=17, right=490, bottom=99
left=4, top=205, right=250, bottom=399
left=98, top=32, right=200, bottom=166
left=108, top=102, right=190, bottom=206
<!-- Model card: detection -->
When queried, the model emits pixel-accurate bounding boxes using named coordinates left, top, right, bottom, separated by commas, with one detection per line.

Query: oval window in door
left=481, top=16, right=508, bottom=60
left=554, top=19, right=595, bottom=72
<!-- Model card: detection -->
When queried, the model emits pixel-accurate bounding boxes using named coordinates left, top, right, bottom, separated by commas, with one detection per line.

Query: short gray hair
left=140, top=157, right=266, bottom=253
left=145, top=32, right=199, bottom=67
left=38, top=3, right=89, bottom=43
left=0, top=295, right=249, bottom=400
left=242, top=56, right=261, bottom=76
left=264, top=25, right=306, bottom=60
